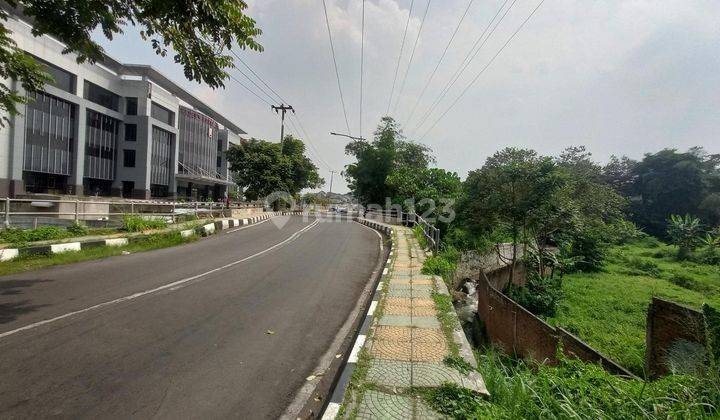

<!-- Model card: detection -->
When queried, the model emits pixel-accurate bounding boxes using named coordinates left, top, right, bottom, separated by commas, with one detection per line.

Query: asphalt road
left=0, top=215, right=381, bottom=419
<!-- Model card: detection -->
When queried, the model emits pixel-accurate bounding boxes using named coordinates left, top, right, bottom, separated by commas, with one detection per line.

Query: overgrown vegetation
left=121, top=215, right=168, bottom=232
left=426, top=349, right=720, bottom=419
left=0, top=231, right=198, bottom=276
left=549, top=240, right=720, bottom=376
left=0, top=222, right=112, bottom=245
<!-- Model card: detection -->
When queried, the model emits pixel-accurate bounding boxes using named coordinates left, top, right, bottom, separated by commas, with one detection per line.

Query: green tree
left=386, top=167, right=461, bottom=217
left=459, top=148, right=564, bottom=281
left=226, top=135, right=323, bottom=201
left=0, top=1, right=262, bottom=125
left=343, top=117, right=433, bottom=205
left=667, top=214, right=703, bottom=260
left=631, top=148, right=720, bottom=237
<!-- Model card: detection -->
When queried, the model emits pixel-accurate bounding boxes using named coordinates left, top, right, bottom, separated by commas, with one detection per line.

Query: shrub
left=558, top=224, right=610, bottom=272
left=66, top=222, right=88, bottom=237
left=622, top=256, right=662, bottom=277
left=667, top=214, right=703, bottom=260
left=668, top=272, right=710, bottom=293
left=607, top=219, right=646, bottom=244
left=505, top=272, right=563, bottom=317
left=122, top=215, right=167, bottom=232
left=25, top=226, right=66, bottom=242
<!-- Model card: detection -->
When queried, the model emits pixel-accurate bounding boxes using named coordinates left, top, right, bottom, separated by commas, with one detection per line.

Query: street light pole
left=329, top=170, right=336, bottom=194
left=330, top=132, right=366, bottom=141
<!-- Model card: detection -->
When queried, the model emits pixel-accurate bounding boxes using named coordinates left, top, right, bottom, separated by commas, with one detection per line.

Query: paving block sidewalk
left=339, top=223, right=487, bottom=419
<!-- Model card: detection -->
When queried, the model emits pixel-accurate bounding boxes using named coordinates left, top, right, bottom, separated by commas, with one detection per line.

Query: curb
left=319, top=218, right=395, bottom=419
left=0, top=212, right=285, bottom=262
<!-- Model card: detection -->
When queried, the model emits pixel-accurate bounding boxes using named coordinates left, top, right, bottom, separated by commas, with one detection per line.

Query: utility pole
left=271, top=104, right=295, bottom=153
left=329, top=170, right=336, bottom=194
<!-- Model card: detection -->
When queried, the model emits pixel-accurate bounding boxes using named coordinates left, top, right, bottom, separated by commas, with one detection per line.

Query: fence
left=364, top=208, right=441, bottom=254
left=1, top=197, right=263, bottom=229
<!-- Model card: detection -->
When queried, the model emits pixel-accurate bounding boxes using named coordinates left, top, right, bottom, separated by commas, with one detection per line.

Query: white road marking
left=225, top=217, right=271, bottom=233
left=0, top=220, right=320, bottom=340
left=354, top=220, right=383, bottom=251
left=348, top=334, right=366, bottom=363
left=321, top=402, right=341, bottom=420
left=367, top=301, right=377, bottom=316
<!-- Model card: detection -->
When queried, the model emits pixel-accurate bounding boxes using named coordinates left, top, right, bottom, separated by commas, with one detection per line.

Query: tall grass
left=423, top=348, right=720, bottom=419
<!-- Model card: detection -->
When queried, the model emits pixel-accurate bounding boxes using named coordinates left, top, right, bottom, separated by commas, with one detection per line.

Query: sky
left=95, top=0, right=720, bottom=194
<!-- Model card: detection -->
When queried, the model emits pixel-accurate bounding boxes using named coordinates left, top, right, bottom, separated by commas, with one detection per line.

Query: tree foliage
left=0, top=0, right=262, bottom=125
left=226, top=135, right=323, bottom=201
left=343, top=117, right=434, bottom=205
left=605, top=148, right=720, bottom=237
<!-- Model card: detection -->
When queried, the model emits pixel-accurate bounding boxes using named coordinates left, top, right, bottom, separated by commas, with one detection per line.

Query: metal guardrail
left=365, top=208, right=441, bottom=255
left=1, top=197, right=263, bottom=227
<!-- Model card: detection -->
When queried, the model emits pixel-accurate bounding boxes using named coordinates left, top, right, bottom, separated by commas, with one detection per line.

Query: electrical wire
left=321, top=0, right=352, bottom=135
left=359, top=0, right=366, bottom=138
left=409, top=0, right=516, bottom=135
left=404, top=0, right=474, bottom=126
left=418, top=0, right=547, bottom=141
left=392, top=0, right=432, bottom=115
left=386, top=0, right=415, bottom=116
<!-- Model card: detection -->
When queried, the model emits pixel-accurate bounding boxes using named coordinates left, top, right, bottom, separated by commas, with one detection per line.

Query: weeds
left=122, top=215, right=168, bottom=232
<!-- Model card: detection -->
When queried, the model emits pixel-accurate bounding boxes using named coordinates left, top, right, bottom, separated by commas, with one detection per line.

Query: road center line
left=0, top=219, right=320, bottom=341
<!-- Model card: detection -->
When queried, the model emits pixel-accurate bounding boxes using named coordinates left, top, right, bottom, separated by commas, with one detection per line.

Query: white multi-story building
left=0, top=10, right=245, bottom=200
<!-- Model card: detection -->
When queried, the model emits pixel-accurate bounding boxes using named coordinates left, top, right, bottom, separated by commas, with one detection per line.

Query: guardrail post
left=74, top=199, right=79, bottom=222
left=171, top=202, right=176, bottom=224
left=130, top=202, right=134, bottom=214
left=195, top=202, right=199, bottom=218
left=4, top=197, right=9, bottom=227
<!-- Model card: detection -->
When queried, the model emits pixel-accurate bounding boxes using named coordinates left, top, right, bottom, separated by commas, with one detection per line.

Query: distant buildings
left=0, top=10, right=245, bottom=200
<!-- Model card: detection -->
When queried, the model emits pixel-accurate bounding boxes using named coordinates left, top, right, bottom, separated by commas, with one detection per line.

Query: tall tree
left=343, top=116, right=433, bottom=205
left=226, top=135, right=323, bottom=201
left=0, top=0, right=262, bottom=125
left=631, top=148, right=720, bottom=237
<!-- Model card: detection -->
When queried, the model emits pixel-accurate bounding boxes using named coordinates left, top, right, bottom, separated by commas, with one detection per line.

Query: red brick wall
left=645, top=297, right=706, bottom=378
left=477, top=273, right=636, bottom=377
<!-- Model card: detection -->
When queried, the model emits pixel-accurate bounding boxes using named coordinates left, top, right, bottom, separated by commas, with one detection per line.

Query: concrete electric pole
left=272, top=104, right=295, bottom=153
left=328, top=170, right=336, bottom=194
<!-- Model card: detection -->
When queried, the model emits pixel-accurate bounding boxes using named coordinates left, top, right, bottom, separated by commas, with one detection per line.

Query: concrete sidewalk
left=337, top=224, right=487, bottom=419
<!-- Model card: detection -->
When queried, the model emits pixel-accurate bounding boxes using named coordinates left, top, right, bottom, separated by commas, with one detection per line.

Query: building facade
left=0, top=11, right=244, bottom=200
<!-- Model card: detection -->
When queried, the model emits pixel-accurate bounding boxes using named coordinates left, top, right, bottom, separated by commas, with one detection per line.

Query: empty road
left=0, top=215, right=381, bottom=419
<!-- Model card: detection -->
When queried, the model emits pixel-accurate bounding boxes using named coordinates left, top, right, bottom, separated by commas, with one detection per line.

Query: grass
left=0, top=231, right=198, bottom=276
left=548, top=239, right=720, bottom=376
left=432, top=291, right=460, bottom=357
left=438, top=347, right=720, bottom=419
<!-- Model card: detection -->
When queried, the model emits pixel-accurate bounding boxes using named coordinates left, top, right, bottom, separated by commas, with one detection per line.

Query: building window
left=151, top=125, right=173, bottom=186
left=125, top=124, right=137, bottom=142
left=31, top=56, right=76, bottom=94
left=151, top=102, right=175, bottom=126
left=123, top=149, right=136, bottom=167
left=84, top=81, right=120, bottom=111
left=217, top=156, right=222, bottom=168
left=85, top=109, right=119, bottom=180
left=126, top=97, right=138, bottom=115
left=23, top=91, right=75, bottom=176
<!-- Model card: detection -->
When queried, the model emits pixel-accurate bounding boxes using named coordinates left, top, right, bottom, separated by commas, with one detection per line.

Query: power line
left=418, top=0, right=547, bottom=141
left=289, top=113, right=333, bottom=171
left=229, top=49, right=288, bottom=104
left=231, top=65, right=278, bottom=105
left=227, top=74, right=273, bottom=107
left=321, top=0, right=352, bottom=135
left=404, top=0, right=474, bottom=126
left=409, top=0, right=516, bottom=135
left=392, top=0, right=432, bottom=115
left=386, top=0, right=415, bottom=116
left=359, top=0, right=366, bottom=138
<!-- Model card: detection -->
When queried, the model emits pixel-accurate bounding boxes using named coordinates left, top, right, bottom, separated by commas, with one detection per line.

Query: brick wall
left=477, top=272, right=636, bottom=377
left=645, top=297, right=706, bottom=378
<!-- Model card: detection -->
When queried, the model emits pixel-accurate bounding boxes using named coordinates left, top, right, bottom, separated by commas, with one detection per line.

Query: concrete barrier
left=0, top=212, right=282, bottom=262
